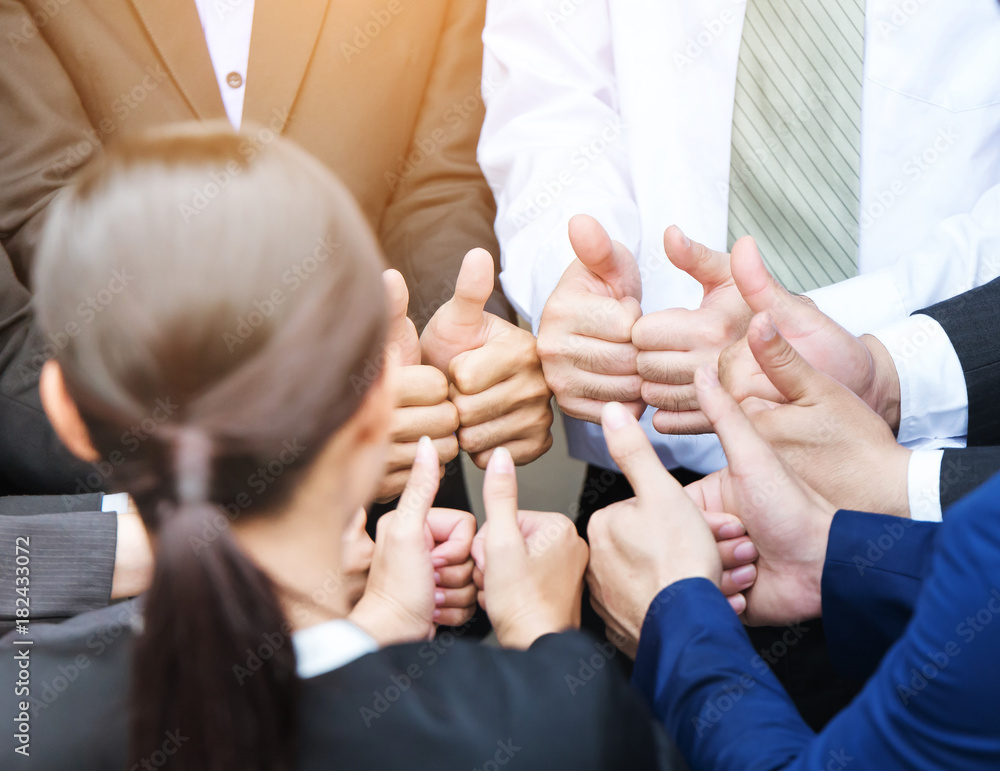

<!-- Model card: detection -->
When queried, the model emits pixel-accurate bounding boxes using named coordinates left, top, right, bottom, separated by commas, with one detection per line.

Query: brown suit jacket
left=0, top=0, right=508, bottom=327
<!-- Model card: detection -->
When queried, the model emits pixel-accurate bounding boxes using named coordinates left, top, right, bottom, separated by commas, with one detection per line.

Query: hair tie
left=173, top=426, right=213, bottom=505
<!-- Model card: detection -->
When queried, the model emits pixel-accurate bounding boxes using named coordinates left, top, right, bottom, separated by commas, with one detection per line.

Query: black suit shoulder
left=1, top=610, right=660, bottom=770
left=300, top=630, right=660, bottom=770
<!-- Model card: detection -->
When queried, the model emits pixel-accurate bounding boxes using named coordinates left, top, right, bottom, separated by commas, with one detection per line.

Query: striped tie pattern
left=727, top=0, right=864, bottom=293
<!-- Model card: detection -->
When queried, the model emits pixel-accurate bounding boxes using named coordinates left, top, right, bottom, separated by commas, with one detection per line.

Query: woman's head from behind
left=33, top=123, right=390, bottom=770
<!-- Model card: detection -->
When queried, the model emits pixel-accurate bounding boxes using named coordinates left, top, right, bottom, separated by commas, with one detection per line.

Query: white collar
left=293, top=619, right=378, bottom=679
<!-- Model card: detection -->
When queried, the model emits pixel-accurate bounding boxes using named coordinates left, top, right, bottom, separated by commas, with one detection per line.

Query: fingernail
left=432, top=556, right=448, bottom=568
left=731, top=564, right=757, bottom=585
left=433, top=608, right=442, bottom=620
left=490, top=446, right=514, bottom=474
left=759, top=314, right=777, bottom=342
left=416, top=435, right=436, bottom=464
left=676, top=226, right=691, bottom=249
left=602, top=401, right=630, bottom=430
left=433, top=571, right=441, bottom=583
left=734, top=541, right=759, bottom=562
left=435, top=591, right=446, bottom=605
left=718, top=521, right=746, bottom=539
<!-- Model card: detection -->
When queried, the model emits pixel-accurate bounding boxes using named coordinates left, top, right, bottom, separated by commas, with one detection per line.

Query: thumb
left=746, top=313, right=828, bottom=404
left=382, top=269, right=421, bottom=366
left=568, top=214, right=640, bottom=299
left=600, top=401, right=682, bottom=504
left=730, top=236, right=794, bottom=317
left=663, top=225, right=732, bottom=293
left=446, top=248, right=494, bottom=329
left=481, top=447, right=526, bottom=561
left=394, top=436, right=440, bottom=534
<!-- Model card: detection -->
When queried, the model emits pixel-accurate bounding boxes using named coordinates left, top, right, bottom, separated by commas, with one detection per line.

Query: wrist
left=859, top=334, right=901, bottom=433
left=111, top=501, right=153, bottom=599
left=495, top=608, right=575, bottom=650
left=349, top=593, right=429, bottom=647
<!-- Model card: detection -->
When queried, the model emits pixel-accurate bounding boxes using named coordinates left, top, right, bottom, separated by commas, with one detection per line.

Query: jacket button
left=226, top=71, right=243, bottom=89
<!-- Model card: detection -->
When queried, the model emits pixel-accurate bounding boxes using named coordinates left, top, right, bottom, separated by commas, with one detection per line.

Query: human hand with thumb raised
left=722, top=313, right=911, bottom=517
left=375, top=270, right=459, bottom=503
left=421, top=249, right=553, bottom=469
left=631, top=226, right=753, bottom=435
left=469, top=447, right=589, bottom=649
left=536, top=215, right=645, bottom=424
left=718, top=236, right=901, bottom=430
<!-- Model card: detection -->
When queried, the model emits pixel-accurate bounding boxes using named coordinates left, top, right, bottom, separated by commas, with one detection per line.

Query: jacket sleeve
left=0, top=498, right=117, bottom=634
left=820, top=510, right=938, bottom=680
left=0, top=243, right=102, bottom=494
left=632, top=476, right=1000, bottom=770
left=376, top=0, right=512, bottom=331
left=918, top=276, right=1000, bottom=447
left=0, top=0, right=101, bottom=283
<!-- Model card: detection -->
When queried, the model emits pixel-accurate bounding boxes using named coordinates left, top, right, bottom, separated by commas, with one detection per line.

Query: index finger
left=600, top=401, right=682, bottom=504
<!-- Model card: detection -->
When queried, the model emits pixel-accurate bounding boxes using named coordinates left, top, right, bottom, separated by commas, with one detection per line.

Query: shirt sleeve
left=871, top=315, right=968, bottom=445
left=806, top=183, right=1000, bottom=337
left=908, top=450, right=945, bottom=522
left=478, top=0, right=641, bottom=330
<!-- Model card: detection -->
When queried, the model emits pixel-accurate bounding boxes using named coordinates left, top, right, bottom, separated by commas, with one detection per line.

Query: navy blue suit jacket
left=632, top=473, right=1000, bottom=770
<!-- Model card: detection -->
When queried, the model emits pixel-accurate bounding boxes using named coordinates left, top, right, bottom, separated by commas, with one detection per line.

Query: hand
left=375, top=270, right=459, bottom=503
left=425, top=508, right=478, bottom=627
left=351, top=436, right=439, bottom=645
left=718, top=237, right=901, bottom=429
left=729, top=313, right=911, bottom=516
left=422, top=249, right=553, bottom=468
left=341, top=507, right=376, bottom=610
left=632, top=227, right=753, bottom=435
left=110, top=497, right=153, bottom=599
left=469, top=447, right=589, bottom=649
left=686, top=365, right=836, bottom=627
left=586, top=402, right=724, bottom=657
left=536, top=214, right=645, bottom=424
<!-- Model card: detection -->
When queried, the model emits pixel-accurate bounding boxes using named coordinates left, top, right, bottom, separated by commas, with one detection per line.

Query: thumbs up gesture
left=421, top=249, right=553, bottom=469
left=536, top=214, right=645, bottom=424
left=631, top=226, right=754, bottom=435
left=469, top=447, right=589, bottom=649
left=723, top=312, right=911, bottom=517
left=374, top=270, right=460, bottom=503
left=718, top=237, right=901, bottom=431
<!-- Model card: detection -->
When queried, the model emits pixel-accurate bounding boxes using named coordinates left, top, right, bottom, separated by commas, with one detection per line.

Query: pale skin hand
left=375, top=270, right=459, bottom=503
left=686, top=365, right=835, bottom=628
left=718, top=237, right=902, bottom=431
left=110, top=498, right=153, bottom=599
left=727, top=313, right=912, bottom=517
left=421, top=249, right=553, bottom=469
left=469, top=447, right=590, bottom=650
left=536, top=214, right=646, bottom=424
left=585, top=401, right=724, bottom=658
left=632, top=226, right=753, bottom=435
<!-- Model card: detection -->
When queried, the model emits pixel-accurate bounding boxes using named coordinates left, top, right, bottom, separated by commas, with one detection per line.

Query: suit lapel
left=129, top=0, right=227, bottom=120
left=243, top=0, right=332, bottom=130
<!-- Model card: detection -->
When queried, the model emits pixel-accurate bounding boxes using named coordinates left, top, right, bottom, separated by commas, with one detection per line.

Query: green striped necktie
left=727, top=0, right=864, bottom=293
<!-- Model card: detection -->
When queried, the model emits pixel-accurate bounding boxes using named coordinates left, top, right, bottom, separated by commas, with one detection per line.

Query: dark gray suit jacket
left=915, top=276, right=1000, bottom=509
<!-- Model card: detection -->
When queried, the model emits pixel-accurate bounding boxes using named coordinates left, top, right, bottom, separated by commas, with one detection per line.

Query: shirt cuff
left=870, top=314, right=969, bottom=444
left=907, top=450, right=944, bottom=522
left=101, top=493, right=130, bottom=515
left=806, top=271, right=907, bottom=336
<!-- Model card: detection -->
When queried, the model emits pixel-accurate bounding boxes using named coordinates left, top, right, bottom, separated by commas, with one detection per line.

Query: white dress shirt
left=479, top=0, right=1000, bottom=518
left=194, top=0, right=255, bottom=129
left=293, top=618, right=378, bottom=679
